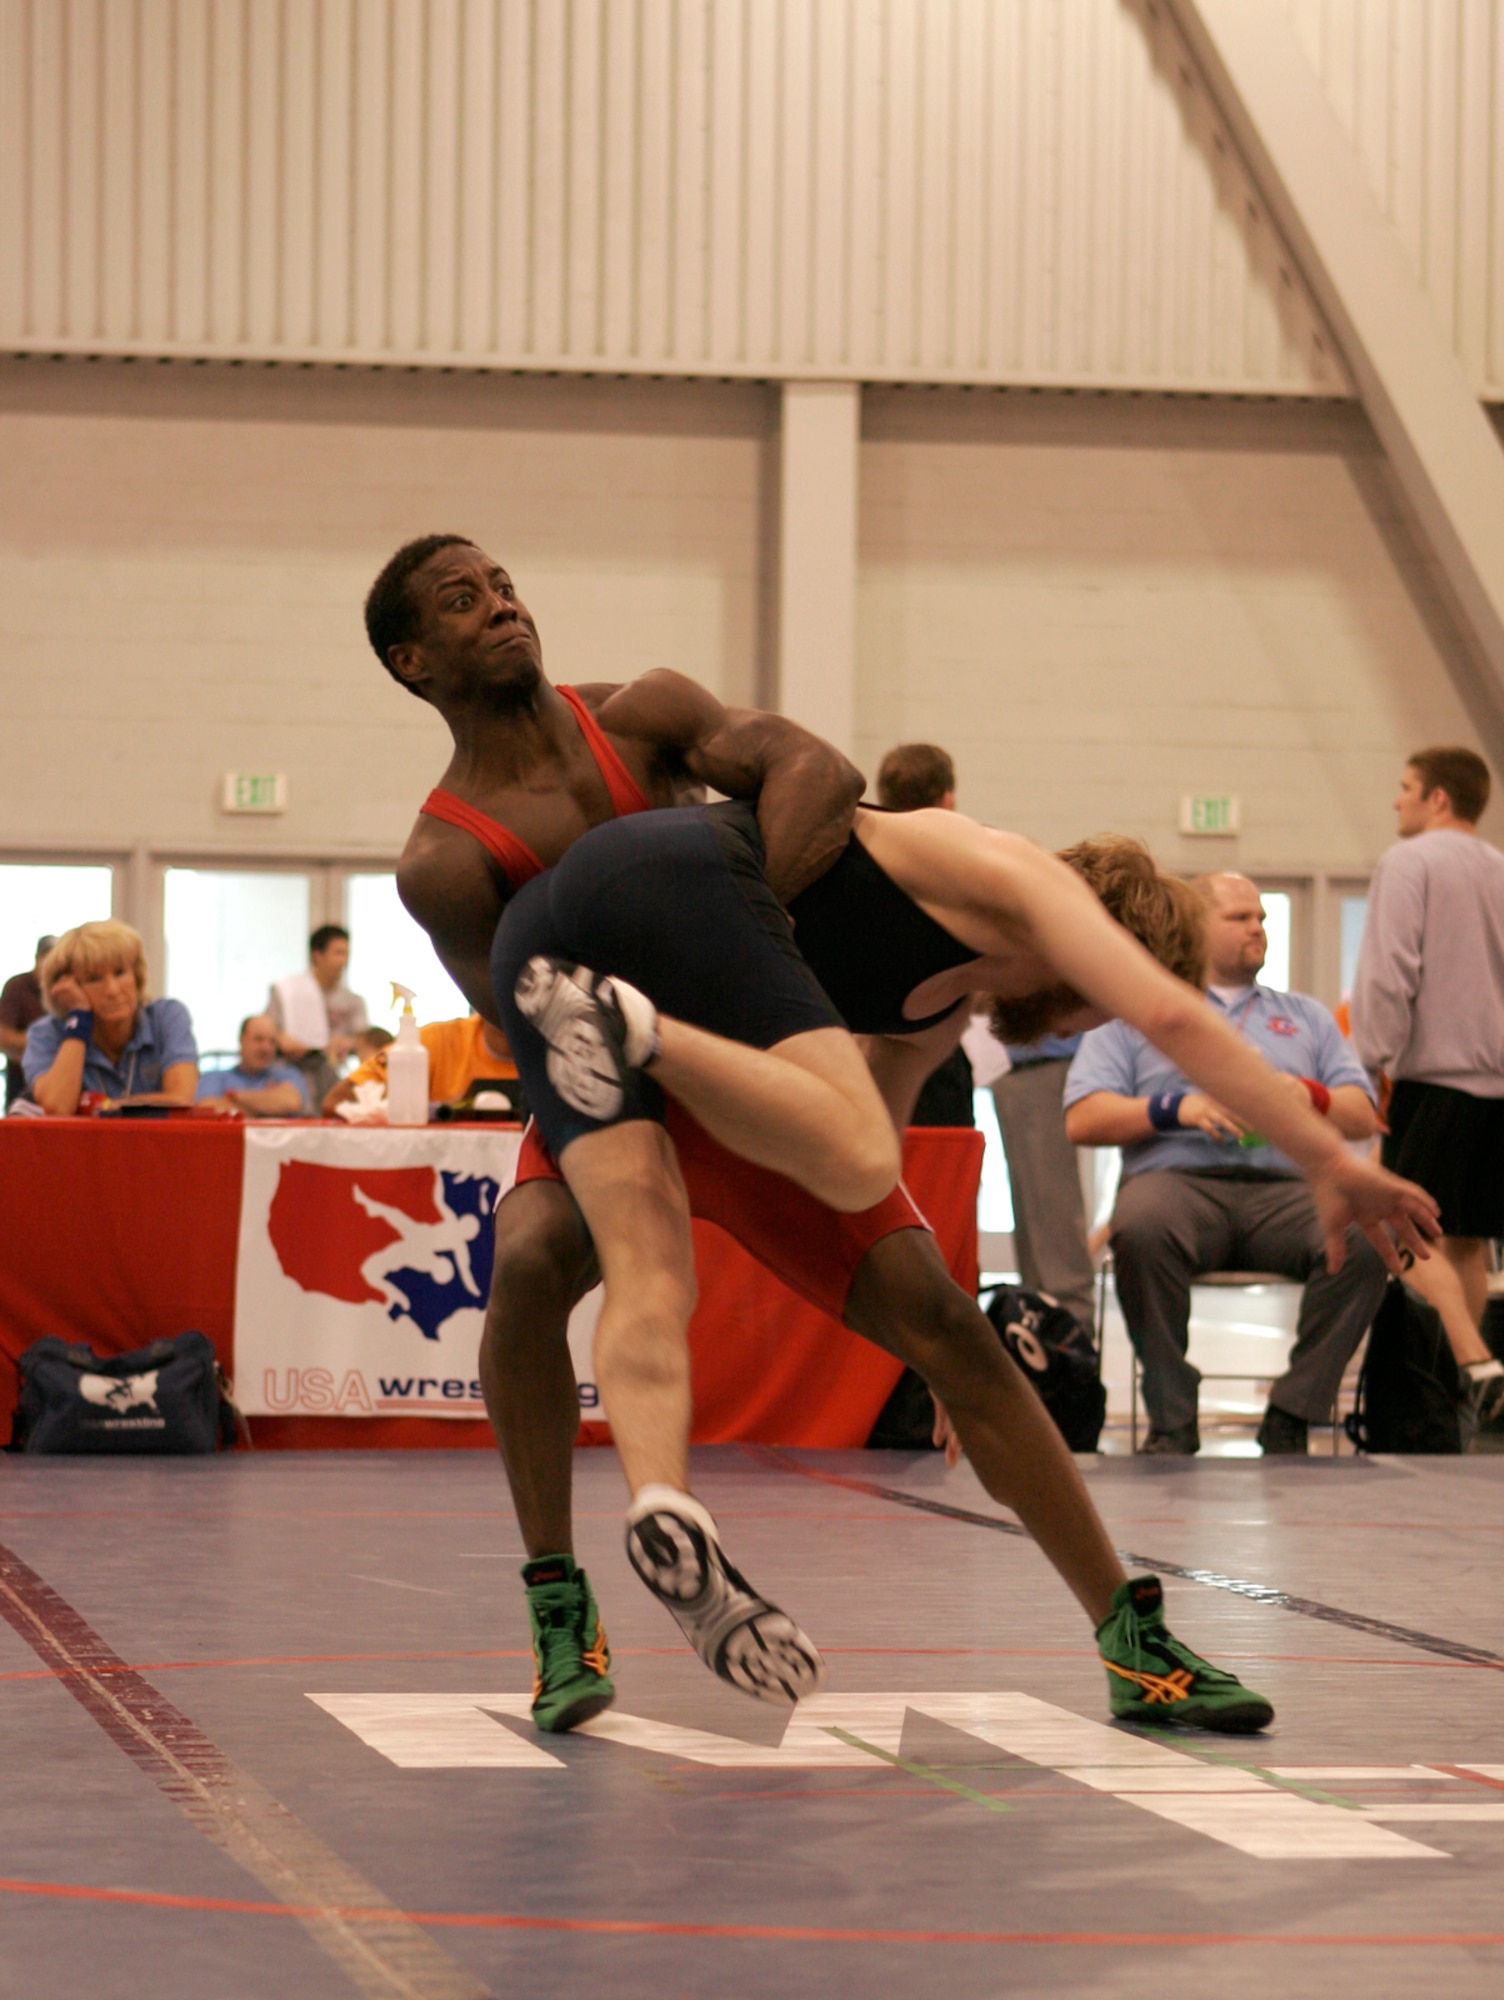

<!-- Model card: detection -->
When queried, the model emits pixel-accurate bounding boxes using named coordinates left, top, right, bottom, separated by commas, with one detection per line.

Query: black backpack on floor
left=1345, top=1280, right=1463, bottom=1455
left=984, top=1285, right=1107, bottom=1453
left=12, top=1332, right=241, bottom=1454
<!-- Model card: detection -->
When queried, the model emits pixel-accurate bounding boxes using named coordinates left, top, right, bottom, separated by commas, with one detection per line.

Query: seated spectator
left=196, top=1014, right=309, bottom=1118
left=0, top=934, right=56, bottom=1108
left=321, top=1011, right=517, bottom=1117
left=269, top=923, right=369, bottom=1108
left=1063, top=872, right=1384, bottom=1456
left=25, top=921, right=198, bottom=1115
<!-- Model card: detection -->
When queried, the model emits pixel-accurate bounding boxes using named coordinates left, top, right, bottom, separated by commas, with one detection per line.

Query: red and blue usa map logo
left=266, top=1162, right=501, bottom=1341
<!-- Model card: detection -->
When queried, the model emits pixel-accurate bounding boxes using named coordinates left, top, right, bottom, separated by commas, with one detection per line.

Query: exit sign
left=222, top=772, right=288, bottom=814
left=1179, top=793, right=1240, bottom=836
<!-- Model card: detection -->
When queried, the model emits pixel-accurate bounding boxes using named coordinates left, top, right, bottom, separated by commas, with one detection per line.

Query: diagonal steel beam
left=1166, top=0, right=1504, bottom=771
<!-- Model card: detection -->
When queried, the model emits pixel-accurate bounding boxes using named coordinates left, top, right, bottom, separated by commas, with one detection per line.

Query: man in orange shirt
left=321, top=1012, right=516, bottom=1116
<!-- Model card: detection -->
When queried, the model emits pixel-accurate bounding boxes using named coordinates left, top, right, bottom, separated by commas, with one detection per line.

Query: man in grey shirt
left=1351, top=745, right=1504, bottom=1439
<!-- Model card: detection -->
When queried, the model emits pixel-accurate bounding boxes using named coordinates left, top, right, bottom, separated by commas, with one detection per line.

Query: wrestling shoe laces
left=1096, top=1574, right=1274, bottom=1734
left=523, top=1554, right=616, bottom=1734
left=514, top=957, right=660, bottom=1122
left=625, top=1485, right=827, bottom=1707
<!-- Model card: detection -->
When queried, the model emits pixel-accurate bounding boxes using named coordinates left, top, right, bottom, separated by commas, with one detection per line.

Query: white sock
left=1464, top=1358, right=1504, bottom=1384
left=627, top=1483, right=719, bottom=1542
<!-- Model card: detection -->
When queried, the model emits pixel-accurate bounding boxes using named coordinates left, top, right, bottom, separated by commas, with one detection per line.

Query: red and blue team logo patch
left=1265, top=1016, right=1300, bottom=1037
left=267, top=1162, right=500, bottom=1341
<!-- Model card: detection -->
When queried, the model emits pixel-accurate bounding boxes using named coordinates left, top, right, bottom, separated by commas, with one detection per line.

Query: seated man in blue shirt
left=1064, top=873, right=1384, bottom=1455
left=197, top=1013, right=308, bottom=1118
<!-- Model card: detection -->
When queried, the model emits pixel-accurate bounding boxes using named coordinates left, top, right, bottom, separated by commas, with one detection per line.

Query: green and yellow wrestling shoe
left=1097, top=1575, right=1274, bottom=1734
left=523, top=1554, right=615, bottom=1733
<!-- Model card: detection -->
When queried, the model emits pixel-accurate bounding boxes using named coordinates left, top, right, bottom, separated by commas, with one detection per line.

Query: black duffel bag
left=984, top=1284, right=1107, bottom=1453
left=12, top=1332, right=240, bottom=1455
left=1345, top=1280, right=1463, bottom=1455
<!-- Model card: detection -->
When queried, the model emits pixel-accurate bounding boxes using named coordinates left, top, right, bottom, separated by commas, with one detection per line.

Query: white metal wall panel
left=0, top=0, right=1345, bottom=392
left=1277, top=0, right=1504, bottom=397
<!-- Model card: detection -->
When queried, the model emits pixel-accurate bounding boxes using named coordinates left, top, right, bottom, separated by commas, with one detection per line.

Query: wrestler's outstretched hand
left=1307, top=1150, right=1440, bottom=1276
left=932, top=1396, right=963, bottom=1470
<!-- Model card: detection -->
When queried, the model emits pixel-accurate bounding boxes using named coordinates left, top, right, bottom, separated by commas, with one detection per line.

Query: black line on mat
left=752, top=1450, right=1504, bottom=1674
left=0, top=1541, right=493, bottom=2000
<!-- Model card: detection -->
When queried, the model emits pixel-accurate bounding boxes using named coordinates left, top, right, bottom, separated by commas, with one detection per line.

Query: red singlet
left=418, top=685, right=651, bottom=891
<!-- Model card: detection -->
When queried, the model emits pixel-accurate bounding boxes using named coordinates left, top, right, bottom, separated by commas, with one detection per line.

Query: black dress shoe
left=1139, top=1421, right=1200, bottom=1455
left=1257, top=1404, right=1308, bottom=1455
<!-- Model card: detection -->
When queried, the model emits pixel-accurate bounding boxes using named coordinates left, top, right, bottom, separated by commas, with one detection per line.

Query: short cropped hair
left=876, top=743, right=956, bottom=811
left=1408, top=745, right=1491, bottom=824
left=364, top=533, right=476, bottom=694
left=43, top=921, right=150, bottom=1012
left=310, top=924, right=349, bottom=956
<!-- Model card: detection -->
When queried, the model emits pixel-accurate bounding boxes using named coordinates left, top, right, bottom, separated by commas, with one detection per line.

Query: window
left=1258, top=891, right=1291, bottom=990
left=1339, top=896, right=1368, bottom=1001
left=343, top=874, right=469, bottom=1032
left=0, top=864, right=114, bottom=990
left=163, top=869, right=311, bottom=1058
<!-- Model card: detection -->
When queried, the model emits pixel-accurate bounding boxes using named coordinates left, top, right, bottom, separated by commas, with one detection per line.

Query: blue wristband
left=60, top=1009, right=94, bottom=1044
left=1147, top=1090, right=1185, bottom=1133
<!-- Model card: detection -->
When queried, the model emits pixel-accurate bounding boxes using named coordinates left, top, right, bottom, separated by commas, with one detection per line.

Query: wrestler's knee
left=484, top=1183, right=595, bottom=1352
left=846, top=1234, right=1007, bottom=1400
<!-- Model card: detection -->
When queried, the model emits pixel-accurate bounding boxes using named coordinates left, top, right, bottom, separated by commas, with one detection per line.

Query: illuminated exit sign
left=222, top=772, right=288, bottom=814
left=1179, top=793, right=1240, bottom=836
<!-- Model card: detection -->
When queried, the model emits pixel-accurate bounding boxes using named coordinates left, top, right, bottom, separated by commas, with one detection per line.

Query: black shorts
left=1383, top=1078, right=1504, bottom=1238
left=491, top=802, right=842, bottom=1158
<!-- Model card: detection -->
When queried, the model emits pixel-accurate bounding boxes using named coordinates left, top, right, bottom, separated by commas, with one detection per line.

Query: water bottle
left=385, top=983, right=430, bottom=1126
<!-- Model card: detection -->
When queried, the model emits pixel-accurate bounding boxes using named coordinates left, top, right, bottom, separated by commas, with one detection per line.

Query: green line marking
left=1122, top=1725, right=1361, bottom=1811
left=823, top=1728, right=1015, bottom=1813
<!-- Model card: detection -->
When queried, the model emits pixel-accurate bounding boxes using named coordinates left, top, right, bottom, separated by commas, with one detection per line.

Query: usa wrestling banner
left=233, top=1125, right=603, bottom=1419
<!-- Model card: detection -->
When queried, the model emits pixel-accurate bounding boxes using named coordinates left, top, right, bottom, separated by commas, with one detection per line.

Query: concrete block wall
left=0, top=359, right=775, bottom=862
left=858, top=387, right=1479, bottom=873
left=0, top=360, right=1486, bottom=904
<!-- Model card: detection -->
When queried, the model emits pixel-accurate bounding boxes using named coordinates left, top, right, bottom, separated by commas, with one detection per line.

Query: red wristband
left=1300, top=1077, right=1331, bottom=1116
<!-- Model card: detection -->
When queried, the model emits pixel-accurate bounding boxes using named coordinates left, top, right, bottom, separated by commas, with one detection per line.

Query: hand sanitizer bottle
left=386, top=984, right=430, bottom=1126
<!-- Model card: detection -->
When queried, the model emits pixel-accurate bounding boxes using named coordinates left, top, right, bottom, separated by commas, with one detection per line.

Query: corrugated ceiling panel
left=1278, top=0, right=1504, bottom=396
left=0, top=0, right=1346, bottom=391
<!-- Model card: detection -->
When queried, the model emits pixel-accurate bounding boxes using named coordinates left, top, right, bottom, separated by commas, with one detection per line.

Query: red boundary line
left=0, top=1877, right=1500, bottom=1948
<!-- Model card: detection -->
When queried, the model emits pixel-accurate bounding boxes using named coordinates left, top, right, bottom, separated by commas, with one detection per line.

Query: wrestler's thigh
left=490, top=1176, right=599, bottom=1318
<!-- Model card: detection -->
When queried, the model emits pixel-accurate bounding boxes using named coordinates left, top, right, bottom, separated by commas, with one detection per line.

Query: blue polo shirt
left=1063, top=985, right=1373, bottom=1179
left=197, top=1060, right=308, bottom=1110
left=24, top=998, right=199, bottom=1100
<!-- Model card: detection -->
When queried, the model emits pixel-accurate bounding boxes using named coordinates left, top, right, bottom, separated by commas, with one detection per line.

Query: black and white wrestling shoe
left=625, top=1486, right=827, bottom=1707
left=514, top=956, right=660, bottom=1121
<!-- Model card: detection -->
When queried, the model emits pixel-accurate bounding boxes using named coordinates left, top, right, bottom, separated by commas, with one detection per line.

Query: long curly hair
left=988, top=836, right=1206, bottom=1045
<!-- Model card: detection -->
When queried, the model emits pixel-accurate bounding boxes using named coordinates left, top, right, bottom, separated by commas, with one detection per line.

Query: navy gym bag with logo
left=11, top=1332, right=238, bottom=1454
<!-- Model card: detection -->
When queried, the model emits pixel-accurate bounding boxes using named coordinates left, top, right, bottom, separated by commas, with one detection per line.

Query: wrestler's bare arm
left=864, top=809, right=1439, bottom=1268
left=396, top=820, right=508, bottom=1023
left=596, top=671, right=865, bottom=901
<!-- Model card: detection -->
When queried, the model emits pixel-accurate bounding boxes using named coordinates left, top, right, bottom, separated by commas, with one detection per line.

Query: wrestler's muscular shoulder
left=585, top=669, right=721, bottom=804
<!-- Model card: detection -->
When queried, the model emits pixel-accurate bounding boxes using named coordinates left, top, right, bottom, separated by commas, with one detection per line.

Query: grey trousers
left=991, top=1059, right=1096, bottom=1331
left=1109, top=1169, right=1388, bottom=1433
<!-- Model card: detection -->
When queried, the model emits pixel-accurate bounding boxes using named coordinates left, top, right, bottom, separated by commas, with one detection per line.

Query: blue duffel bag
left=11, top=1332, right=239, bottom=1454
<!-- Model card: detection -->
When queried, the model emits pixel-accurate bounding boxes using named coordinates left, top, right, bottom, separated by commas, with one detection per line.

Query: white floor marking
left=306, top=1691, right=1448, bottom=1857
left=308, top=1693, right=564, bottom=1768
left=1359, top=1805, right=1504, bottom=1822
left=1264, top=1766, right=1459, bottom=1781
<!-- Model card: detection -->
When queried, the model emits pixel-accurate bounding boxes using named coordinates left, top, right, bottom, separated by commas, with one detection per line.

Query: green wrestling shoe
left=523, top=1554, right=616, bottom=1733
left=1097, top=1575, right=1274, bottom=1734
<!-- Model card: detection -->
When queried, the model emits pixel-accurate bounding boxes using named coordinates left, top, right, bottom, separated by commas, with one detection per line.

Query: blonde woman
left=25, top=921, right=198, bottom=1115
